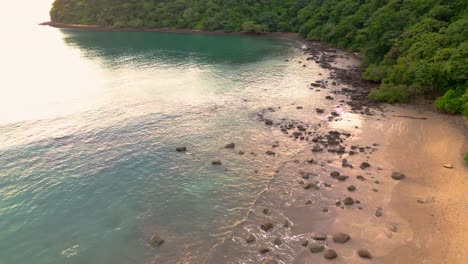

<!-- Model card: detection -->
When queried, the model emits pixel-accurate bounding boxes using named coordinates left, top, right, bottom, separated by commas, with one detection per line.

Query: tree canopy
left=50, top=0, right=468, bottom=114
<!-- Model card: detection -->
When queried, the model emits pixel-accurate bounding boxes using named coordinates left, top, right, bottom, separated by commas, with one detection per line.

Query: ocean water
left=0, top=4, right=327, bottom=263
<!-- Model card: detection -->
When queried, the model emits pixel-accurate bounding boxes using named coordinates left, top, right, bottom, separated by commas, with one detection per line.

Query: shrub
left=465, top=153, right=468, bottom=164
left=434, top=89, right=463, bottom=114
left=369, top=85, right=411, bottom=103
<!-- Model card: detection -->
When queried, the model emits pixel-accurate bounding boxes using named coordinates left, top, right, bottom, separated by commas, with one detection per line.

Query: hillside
left=50, top=0, right=467, bottom=114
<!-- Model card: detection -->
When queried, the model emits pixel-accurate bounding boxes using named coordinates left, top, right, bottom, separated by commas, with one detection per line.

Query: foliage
left=369, top=85, right=411, bottom=103
left=50, top=0, right=468, bottom=109
left=434, top=87, right=468, bottom=115
left=465, top=153, right=468, bottom=164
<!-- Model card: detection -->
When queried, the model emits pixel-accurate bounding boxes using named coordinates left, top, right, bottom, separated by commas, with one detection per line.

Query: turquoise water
left=0, top=8, right=323, bottom=263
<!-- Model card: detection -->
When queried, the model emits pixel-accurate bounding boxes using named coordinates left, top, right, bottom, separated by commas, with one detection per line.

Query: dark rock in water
left=212, top=160, right=222, bottom=165
left=310, top=244, right=325, bottom=253
left=337, top=175, right=349, bottom=181
left=356, top=175, right=366, bottom=181
left=331, top=111, right=339, bottom=116
left=330, top=171, right=340, bottom=178
left=261, top=222, right=274, bottom=232
left=273, top=237, right=282, bottom=246
left=246, top=234, right=256, bottom=244
left=301, top=240, right=309, bottom=247
left=375, top=208, right=383, bottom=217
left=324, top=249, right=338, bottom=259
left=325, top=96, right=334, bottom=100
left=335, top=201, right=341, bottom=206
left=149, top=234, right=165, bottom=248
left=322, top=207, right=329, bottom=213
left=263, top=208, right=270, bottom=214
left=224, top=143, right=235, bottom=149
left=265, top=119, right=273, bottom=125
left=176, top=146, right=187, bottom=152
left=312, top=145, right=323, bottom=152
left=266, top=150, right=276, bottom=156
left=238, top=150, right=245, bottom=155
left=343, top=197, right=354, bottom=205
left=333, top=233, right=350, bottom=243
left=360, top=162, right=370, bottom=169
left=316, top=108, right=325, bottom=114
left=259, top=247, right=270, bottom=254
left=358, top=249, right=372, bottom=259
left=313, top=234, right=327, bottom=241
left=305, top=200, right=312, bottom=205
left=283, top=219, right=291, bottom=228
left=391, top=172, right=406, bottom=180
left=347, top=185, right=356, bottom=192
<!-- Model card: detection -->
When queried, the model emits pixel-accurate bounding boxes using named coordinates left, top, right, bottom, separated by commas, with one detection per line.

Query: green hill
left=50, top=0, right=467, bottom=114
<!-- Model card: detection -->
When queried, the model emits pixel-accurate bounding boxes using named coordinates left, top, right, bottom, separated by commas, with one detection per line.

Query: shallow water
left=0, top=7, right=331, bottom=263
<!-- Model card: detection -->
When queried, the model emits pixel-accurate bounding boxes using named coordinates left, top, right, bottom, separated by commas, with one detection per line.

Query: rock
left=263, top=208, right=270, bottom=214
left=356, top=175, right=366, bottom=181
left=332, top=233, right=350, bottom=243
left=212, top=160, right=222, bottom=165
left=273, top=237, right=282, bottom=246
left=301, top=240, right=309, bottom=247
left=283, top=219, right=291, bottom=228
left=347, top=185, right=356, bottom=192
left=305, top=200, right=312, bottom=205
left=313, top=234, right=327, bottom=241
left=324, top=249, right=338, bottom=259
left=391, top=172, right=406, bottom=180
left=312, top=145, right=323, bottom=152
left=331, top=111, right=339, bottom=116
left=297, top=106, right=303, bottom=109
left=316, top=108, right=325, bottom=114
left=337, top=175, right=349, bottom=181
left=358, top=249, right=372, bottom=259
left=343, top=197, right=354, bottom=205
left=360, top=162, right=370, bottom=169
left=246, top=234, right=256, bottom=244
left=322, top=207, right=329, bottom=213
left=238, top=150, right=245, bottom=155
left=330, top=171, right=340, bottom=178
left=260, top=222, right=274, bottom=232
left=259, top=247, right=270, bottom=254
left=265, top=119, right=273, bottom=125
left=375, top=208, right=383, bottom=217
left=310, top=244, right=325, bottom=253
left=224, top=143, right=235, bottom=149
left=266, top=150, right=276, bottom=156
left=149, top=234, right=165, bottom=248
left=263, top=260, right=278, bottom=264
left=325, top=96, right=334, bottom=100
left=176, top=146, right=187, bottom=152
left=443, top=164, right=453, bottom=169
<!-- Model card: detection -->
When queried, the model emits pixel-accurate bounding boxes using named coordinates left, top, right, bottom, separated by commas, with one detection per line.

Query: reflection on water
left=0, top=19, right=324, bottom=263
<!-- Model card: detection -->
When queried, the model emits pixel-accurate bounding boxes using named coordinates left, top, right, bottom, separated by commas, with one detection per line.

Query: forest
left=50, top=0, right=468, bottom=115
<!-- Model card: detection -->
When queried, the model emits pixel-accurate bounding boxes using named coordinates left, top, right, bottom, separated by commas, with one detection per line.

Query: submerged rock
left=323, top=249, right=338, bottom=259
left=265, top=119, right=273, bottom=125
left=273, top=237, right=282, bottom=246
left=313, top=234, right=327, bottom=241
left=330, top=171, right=340, bottom=178
left=259, top=247, right=270, bottom=254
left=343, top=197, right=354, bottom=205
left=301, top=240, right=309, bottom=247
left=246, top=234, right=256, bottom=244
left=224, top=143, right=235, bottom=149
left=212, top=160, right=222, bottom=165
left=360, top=162, right=370, bottom=169
left=176, top=146, right=187, bottom=152
left=332, top=233, right=350, bottom=243
left=260, top=222, right=274, bottom=232
left=358, top=249, right=372, bottom=259
left=347, top=185, right=356, bottom=192
left=310, top=244, right=325, bottom=253
left=266, top=150, right=276, bottom=156
left=149, top=234, right=165, bottom=248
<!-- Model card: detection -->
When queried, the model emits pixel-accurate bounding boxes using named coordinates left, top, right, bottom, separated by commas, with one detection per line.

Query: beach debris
left=260, top=222, right=274, bottom=232
left=175, top=146, right=186, bottom=152
left=443, top=164, right=453, bottom=169
left=391, top=172, right=406, bottom=180
left=332, top=233, right=350, bottom=243
left=323, top=249, right=338, bottom=259
left=149, top=234, right=165, bottom=248
left=246, top=234, right=256, bottom=244
left=358, top=249, right=372, bottom=259
left=310, top=244, right=325, bottom=253
left=224, top=143, right=235, bottom=149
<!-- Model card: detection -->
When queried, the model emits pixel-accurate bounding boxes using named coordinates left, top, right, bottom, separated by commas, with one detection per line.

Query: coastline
left=41, top=21, right=468, bottom=263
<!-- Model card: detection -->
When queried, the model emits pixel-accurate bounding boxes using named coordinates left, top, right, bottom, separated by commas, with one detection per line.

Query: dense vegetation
left=50, top=0, right=467, bottom=114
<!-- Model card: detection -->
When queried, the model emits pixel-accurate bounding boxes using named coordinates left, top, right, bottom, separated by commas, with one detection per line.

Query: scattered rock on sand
left=266, top=150, right=276, bottom=156
left=358, top=249, right=372, bottom=259
left=259, top=247, right=270, bottom=254
left=324, top=249, right=338, bottom=259
left=360, top=162, right=370, bottom=169
left=337, top=175, right=349, bottom=181
left=176, top=146, right=187, bottom=152
left=325, top=96, right=334, bottom=100
left=265, top=119, right=273, bottom=125
left=333, top=233, right=350, bottom=243
left=391, top=172, right=406, bottom=180
left=316, top=108, right=325, bottom=114
left=375, top=208, right=383, bottom=217
left=246, top=234, right=256, bottom=244
left=212, top=160, right=222, bottom=165
left=238, top=150, right=245, bottom=155
left=312, top=145, right=323, bottom=152
left=263, top=208, right=270, bottom=214
left=443, top=164, right=453, bottom=169
left=224, top=143, right=235, bottom=149
left=283, top=219, right=291, bottom=228
left=347, top=185, right=356, bottom=192
left=343, top=197, right=354, bottom=205
left=301, top=240, right=309, bottom=247
left=313, top=234, right=327, bottom=241
left=261, top=222, right=274, bottom=232
left=330, top=171, right=340, bottom=178
left=149, top=234, right=165, bottom=248
left=356, top=175, right=366, bottom=181
left=273, top=237, right=282, bottom=246
left=310, top=244, right=325, bottom=253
